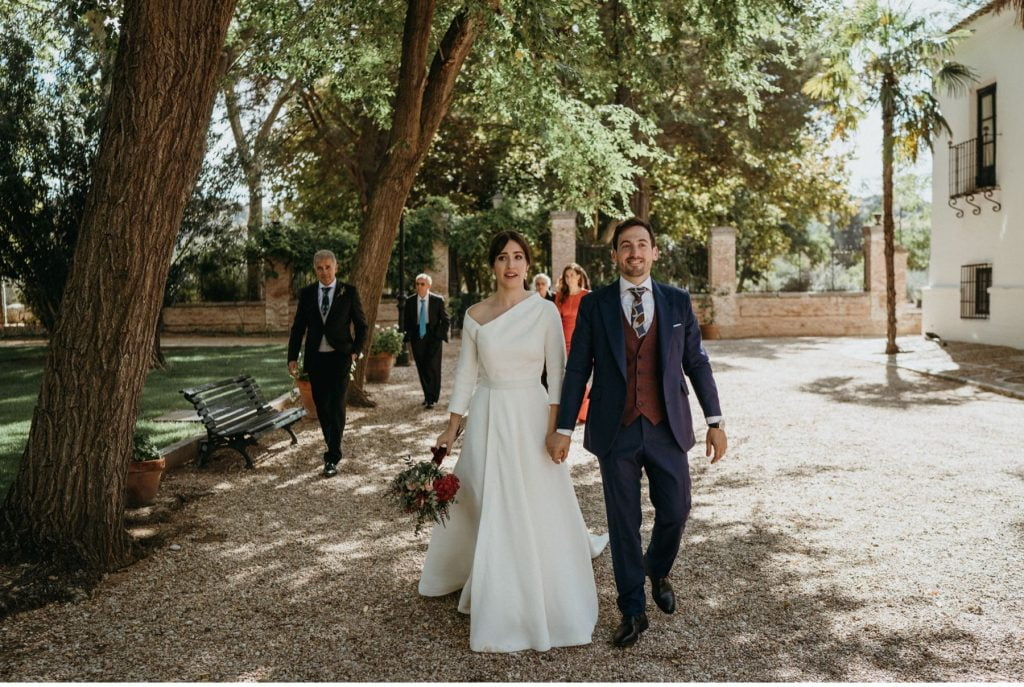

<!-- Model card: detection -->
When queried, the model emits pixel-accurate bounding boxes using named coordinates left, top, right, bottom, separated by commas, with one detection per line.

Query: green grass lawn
left=0, top=344, right=294, bottom=495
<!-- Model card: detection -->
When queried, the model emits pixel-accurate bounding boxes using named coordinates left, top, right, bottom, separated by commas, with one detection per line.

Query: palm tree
left=991, top=0, right=1024, bottom=26
left=805, top=0, right=975, bottom=354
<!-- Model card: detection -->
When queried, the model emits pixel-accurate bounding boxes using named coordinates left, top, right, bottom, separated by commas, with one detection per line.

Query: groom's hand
left=546, top=432, right=571, bottom=464
left=706, top=428, right=727, bottom=463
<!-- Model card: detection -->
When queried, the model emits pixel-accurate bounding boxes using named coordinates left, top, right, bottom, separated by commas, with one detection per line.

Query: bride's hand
left=434, top=428, right=457, bottom=452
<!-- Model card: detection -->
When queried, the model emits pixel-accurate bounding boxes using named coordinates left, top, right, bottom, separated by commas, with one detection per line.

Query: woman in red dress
left=555, top=263, right=591, bottom=422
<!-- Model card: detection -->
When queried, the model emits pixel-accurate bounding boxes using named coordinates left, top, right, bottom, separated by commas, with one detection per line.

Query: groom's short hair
left=612, top=217, right=655, bottom=250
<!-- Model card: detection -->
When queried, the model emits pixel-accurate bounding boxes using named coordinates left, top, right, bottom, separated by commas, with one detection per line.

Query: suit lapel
left=325, top=283, right=346, bottom=321
left=600, top=284, right=627, bottom=380
left=652, top=280, right=673, bottom=368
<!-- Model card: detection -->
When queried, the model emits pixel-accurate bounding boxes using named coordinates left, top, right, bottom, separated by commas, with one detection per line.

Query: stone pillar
left=708, top=226, right=737, bottom=294
left=863, top=217, right=912, bottom=321
left=706, top=225, right=738, bottom=331
left=264, top=258, right=293, bottom=332
left=425, top=241, right=449, bottom=296
left=550, top=211, right=577, bottom=276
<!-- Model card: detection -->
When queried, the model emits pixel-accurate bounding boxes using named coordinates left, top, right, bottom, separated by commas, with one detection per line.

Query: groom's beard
left=620, top=262, right=648, bottom=278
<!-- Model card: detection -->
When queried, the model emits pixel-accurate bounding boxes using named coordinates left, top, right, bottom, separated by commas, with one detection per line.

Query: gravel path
left=1, top=337, right=1022, bottom=681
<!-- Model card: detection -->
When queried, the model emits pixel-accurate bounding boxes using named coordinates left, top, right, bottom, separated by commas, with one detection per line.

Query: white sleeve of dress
left=447, top=319, right=480, bottom=417
left=544, top=303, right=567, bottom=405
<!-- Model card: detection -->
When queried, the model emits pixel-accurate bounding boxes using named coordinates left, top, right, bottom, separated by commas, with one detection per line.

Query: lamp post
left=395, top=212, right=410, bottom=367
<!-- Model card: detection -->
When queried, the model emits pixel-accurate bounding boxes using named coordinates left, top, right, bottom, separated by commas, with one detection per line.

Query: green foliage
left=857, top=171, right=932, bottom=271
left=0, top=5, right=111, bottom=331
left=391, top=198, right=449, bottom=293
left=369, top=324, right=404, bottom=356
left=249, top=219, right=360, bottom=291
left=131, top=433, right=161, bottom=462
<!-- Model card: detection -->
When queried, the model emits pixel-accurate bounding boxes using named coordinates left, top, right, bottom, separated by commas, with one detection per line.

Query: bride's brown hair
left=487, top=230, right=532, bottom=267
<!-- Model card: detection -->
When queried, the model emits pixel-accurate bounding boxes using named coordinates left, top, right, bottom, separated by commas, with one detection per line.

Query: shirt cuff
left=556, top=428, right=573, bottom=436
left=706, top=415, right=723, bottom=425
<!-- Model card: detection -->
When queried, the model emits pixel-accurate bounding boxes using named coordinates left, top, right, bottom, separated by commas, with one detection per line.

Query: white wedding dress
left=418, top=293, right=608, bottom=653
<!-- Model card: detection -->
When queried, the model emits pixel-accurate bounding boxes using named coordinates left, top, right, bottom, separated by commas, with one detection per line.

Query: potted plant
left=291, top=357, right=317, bottom=419
left=126, top=432, right=166, bottom=508
left=699, top=296, right=720, bottom=340
left=366, top=324, right=404, bottom=383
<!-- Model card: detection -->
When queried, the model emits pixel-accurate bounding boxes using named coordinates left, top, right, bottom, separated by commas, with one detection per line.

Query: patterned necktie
left=321, top=286, right=330, bottom=319
left=629, top=287, right=647, bottom=337
left=418, top=299, right=427, bottom=337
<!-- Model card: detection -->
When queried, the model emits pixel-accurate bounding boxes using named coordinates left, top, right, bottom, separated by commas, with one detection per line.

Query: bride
left=418, top=230, right=607, bottom=653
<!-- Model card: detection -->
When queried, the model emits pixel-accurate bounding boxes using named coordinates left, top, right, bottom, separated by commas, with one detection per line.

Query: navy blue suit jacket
left=556, top=279, right=722, bottom=457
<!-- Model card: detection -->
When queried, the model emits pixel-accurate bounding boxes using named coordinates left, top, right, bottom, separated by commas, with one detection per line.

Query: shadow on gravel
left=707, top=338, right=832, bottom=362
left=800, top=366, right=968, bottom=409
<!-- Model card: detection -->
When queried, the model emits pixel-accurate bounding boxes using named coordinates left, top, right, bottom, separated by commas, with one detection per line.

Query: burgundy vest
left=621, top=310, right=665, bottom=427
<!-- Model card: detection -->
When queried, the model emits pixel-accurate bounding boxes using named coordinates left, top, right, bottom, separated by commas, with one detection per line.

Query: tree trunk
left=150, top=308, right=167, bottom=370
left=0, top=0, right=236, bottom=573
left=245, top=189, right=264, bottom=301
left=345, top=0, right=487, bottom=403
left=881, top=73, right=898, bottom=355
left=630, top=175, right=651, bottom=220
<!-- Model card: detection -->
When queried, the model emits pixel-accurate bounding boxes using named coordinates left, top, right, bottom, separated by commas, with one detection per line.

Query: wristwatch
left=708, top=420, right=725, bottom=430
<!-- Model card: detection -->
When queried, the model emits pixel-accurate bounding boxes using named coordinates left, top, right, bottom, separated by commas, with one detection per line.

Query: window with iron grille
left=948, top=84, right=997, bottom=199
left=977, top=84, right=996, bottom=188
left=960, top=263, right=992, bottom=319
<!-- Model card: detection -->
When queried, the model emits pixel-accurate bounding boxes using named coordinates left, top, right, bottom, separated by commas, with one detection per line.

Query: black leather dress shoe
left=323, top=462, right=338, bottom=477
left=651, top=577, right=676, bottom=614
left=612, top=613, right=649, bottom=647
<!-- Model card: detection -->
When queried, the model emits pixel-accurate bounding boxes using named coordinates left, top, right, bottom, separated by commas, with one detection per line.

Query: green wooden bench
left=181, top=375, right=306, bottom=468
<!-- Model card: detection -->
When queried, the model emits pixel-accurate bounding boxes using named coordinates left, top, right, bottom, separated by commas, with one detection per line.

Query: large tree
left=805, top=0, right=974, bottom=354
left=1, top=0, right=236, bottom=581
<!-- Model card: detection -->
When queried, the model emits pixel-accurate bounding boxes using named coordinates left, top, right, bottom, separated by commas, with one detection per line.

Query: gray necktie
left=321, top=287, right=330, bottom=318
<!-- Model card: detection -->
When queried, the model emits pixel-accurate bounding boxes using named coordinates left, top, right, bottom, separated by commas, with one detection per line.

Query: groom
left=547, top=217, right=727, bottom=648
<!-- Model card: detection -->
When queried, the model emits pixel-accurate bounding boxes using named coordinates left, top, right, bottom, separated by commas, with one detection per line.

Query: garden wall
left=691, top=224, right=922, bottom=339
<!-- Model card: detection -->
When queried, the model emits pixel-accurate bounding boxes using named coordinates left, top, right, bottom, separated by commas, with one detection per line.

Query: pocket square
left=672, top=322, right=682, bottom=328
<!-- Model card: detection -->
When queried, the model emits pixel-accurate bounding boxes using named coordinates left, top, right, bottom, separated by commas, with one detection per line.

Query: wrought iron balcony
left=948, top=135, right=1000, bottom=217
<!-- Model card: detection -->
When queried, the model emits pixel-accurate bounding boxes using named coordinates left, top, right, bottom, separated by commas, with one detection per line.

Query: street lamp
left=395, top=212, right=410, bottom=367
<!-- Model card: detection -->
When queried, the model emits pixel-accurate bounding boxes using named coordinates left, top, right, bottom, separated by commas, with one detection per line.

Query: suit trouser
left=410, top=337, right=443, bottom=404
left=308, top=350, right=351, bottom=463
left=599, top=416, right=692, bottom=616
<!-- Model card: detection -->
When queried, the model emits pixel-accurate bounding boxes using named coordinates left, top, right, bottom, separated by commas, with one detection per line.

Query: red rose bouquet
left=389, top=436, right=462, bottom=535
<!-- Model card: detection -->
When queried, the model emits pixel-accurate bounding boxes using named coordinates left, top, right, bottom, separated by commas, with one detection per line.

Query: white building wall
left=924, top=9, right=1024, bottom=348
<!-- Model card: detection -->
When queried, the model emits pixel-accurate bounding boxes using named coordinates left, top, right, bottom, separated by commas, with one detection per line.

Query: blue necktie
left=418, top=299, right=427, bottom=337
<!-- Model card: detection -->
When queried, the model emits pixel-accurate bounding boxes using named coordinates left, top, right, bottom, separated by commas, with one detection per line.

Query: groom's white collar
left=618, top=276, right=653, bottom=294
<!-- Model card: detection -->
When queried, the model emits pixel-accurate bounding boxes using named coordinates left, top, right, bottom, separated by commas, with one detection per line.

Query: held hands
left=706, top=427, right=727, bottom=463
left=288, top=360, right=298, bottom=377
left=546, top=432, right=571, bottom=464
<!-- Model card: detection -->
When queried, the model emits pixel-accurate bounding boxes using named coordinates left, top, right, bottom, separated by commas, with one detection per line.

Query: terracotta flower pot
left=365, top=352, right=395, bottom=383
left=126, top=457, right=166, bottom=508
left=700, top=323, right=721, bottom=340
left=295, top=378, right=317, bottom=419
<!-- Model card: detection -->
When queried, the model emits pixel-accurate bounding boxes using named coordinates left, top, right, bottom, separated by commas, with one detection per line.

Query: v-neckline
left=465, top=293, right=537, bottom=328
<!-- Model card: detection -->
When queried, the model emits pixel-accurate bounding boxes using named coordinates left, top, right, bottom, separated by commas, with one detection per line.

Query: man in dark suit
left=288, top=249, right=367, bottom=477
left=547, top=218, right=727, bottom=648
left=402, top=273, right=450, bottom=409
